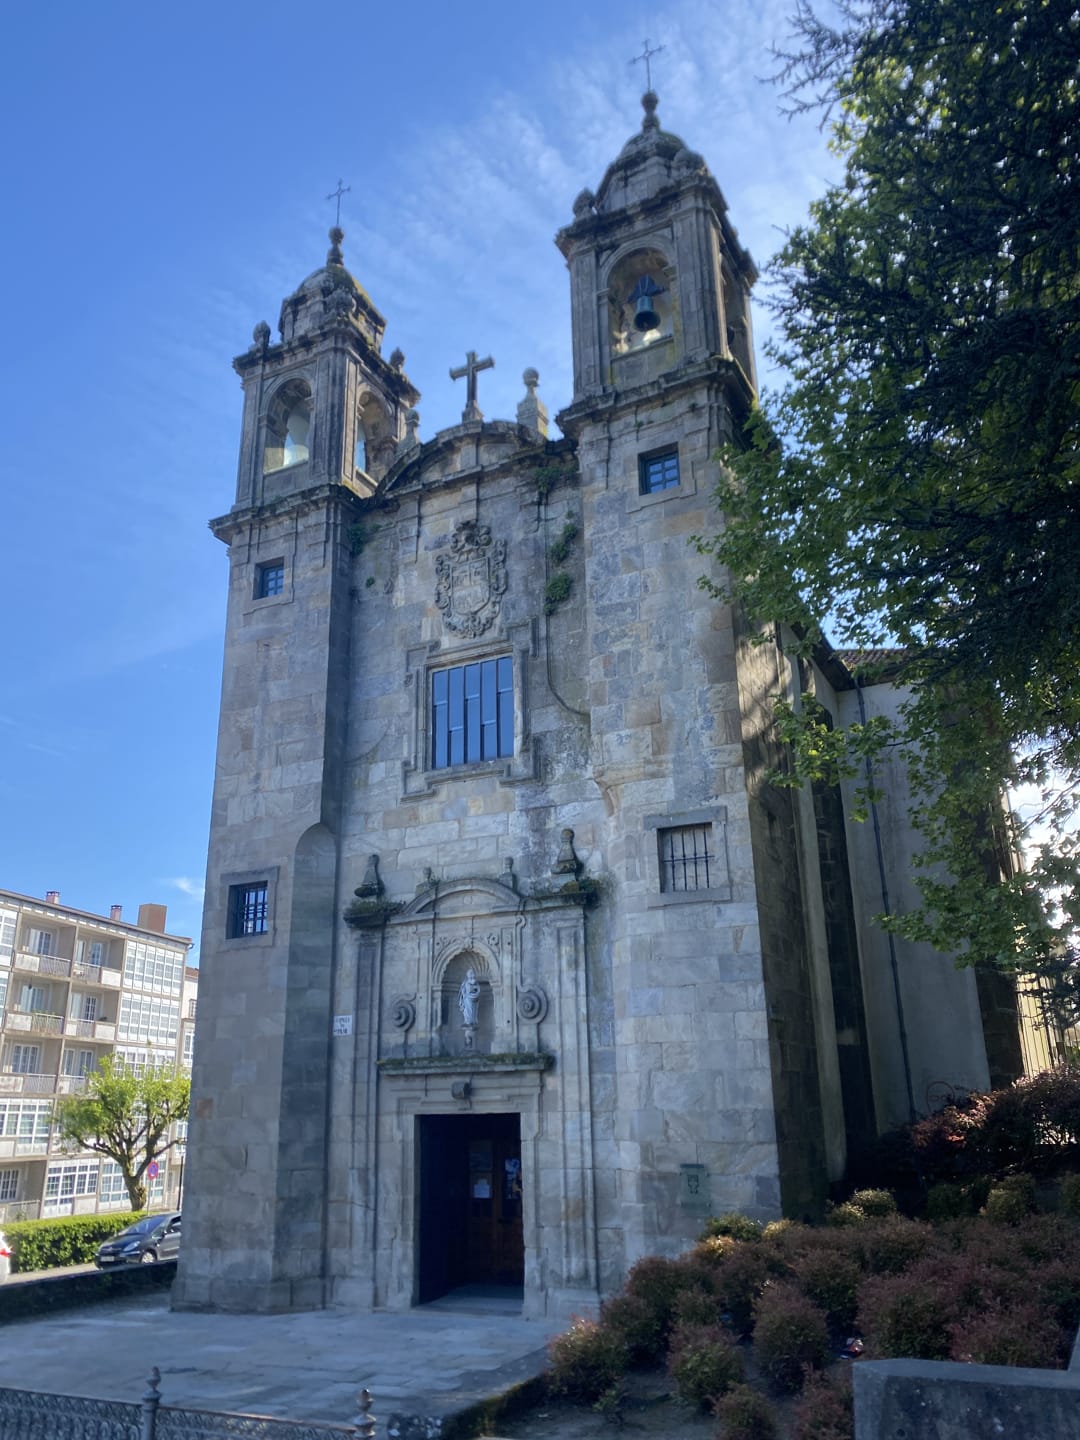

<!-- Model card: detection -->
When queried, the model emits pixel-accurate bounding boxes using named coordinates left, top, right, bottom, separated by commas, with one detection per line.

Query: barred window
left=658, top=824, right=713, bottom=892
left=256, top=560, right=285, bottom=599
left=639, top=449, right=680, bottom=495
left=431, top=658, right=513, bottom=769
left=228, top=883, right=269, bottom=938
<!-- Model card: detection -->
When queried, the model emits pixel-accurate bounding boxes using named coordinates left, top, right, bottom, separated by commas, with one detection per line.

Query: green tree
left=53, top=1056, right=190, bottom=1210
left=699, top=0, right=1080, bottom=1009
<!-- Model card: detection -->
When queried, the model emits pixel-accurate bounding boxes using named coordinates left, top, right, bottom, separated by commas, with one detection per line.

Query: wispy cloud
left=167, top=876, right=205, bottom=902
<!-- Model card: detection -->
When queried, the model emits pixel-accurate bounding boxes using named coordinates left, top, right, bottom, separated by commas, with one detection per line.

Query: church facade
left=175, top=95, right=1031, bottom=1317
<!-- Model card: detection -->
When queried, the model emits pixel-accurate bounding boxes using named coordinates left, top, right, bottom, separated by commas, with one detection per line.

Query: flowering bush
left=704, top=1212, right=765, bottom=1243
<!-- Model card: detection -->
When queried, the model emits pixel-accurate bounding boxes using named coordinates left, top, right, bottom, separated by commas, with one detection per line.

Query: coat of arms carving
left=435, top=519, right=508, bottom=637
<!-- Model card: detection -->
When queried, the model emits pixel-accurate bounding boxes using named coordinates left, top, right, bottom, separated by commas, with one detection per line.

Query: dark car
left=94, top=1212, right=181, bottom=1267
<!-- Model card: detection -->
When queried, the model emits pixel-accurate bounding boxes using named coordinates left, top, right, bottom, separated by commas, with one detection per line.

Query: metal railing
left=0, top=1071, right=57, bottom=1095
left=0, top=1373, right=378, bottom=1440
left=5, top=1009, right=64, bottom=1035
left=11, top=951, right=72, bottom=978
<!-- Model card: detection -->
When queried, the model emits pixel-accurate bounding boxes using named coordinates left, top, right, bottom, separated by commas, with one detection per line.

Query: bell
left=634, top=294, right=660, bottom=331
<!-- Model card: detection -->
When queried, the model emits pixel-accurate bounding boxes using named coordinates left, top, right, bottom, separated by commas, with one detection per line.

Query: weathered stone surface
left=853, top=1358, right=1080, bottom=1440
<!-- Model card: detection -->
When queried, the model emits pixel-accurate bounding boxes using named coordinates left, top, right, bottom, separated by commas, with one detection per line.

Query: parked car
left=95, top=1212, right=181, bottom=1267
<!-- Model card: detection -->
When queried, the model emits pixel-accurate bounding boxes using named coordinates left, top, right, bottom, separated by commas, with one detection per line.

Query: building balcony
left=0, top=1072, right=57, bottom=1096
left=56, top=1074, right=89, bottom=1095
left=63, top=1018, right=116, bottom=1043
left=0, top=1200, right=38, bottom=1223
left=4, top=1010, right=64, bottom=1036
left=70, top=960, right=122, bottom=989
left=11, top=951, right=71, bottom=979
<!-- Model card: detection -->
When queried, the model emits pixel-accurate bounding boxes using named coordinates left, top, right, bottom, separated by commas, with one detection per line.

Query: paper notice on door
left=473, top=1179, right=491, bottom=1199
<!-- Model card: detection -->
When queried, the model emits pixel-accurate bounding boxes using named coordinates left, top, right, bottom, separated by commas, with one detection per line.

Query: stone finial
left=500, top=856, right=517, bottom=892
left=415, top=865, right=436, bottom=895
left=328, top=226, right=345, bottom=265
left=251, top=321, right=271, bottom=355
left=398, top=408, right=421, bottom=454
left=641, top=90, right=660, bottom=131
left=517, top=368, right=549, bottom=438
left=572, top=187, right=595, bottom=218
left=352, top=1387, right=376, bottom=1440
left=389, top=347, right=405, bottom=371
left=355, top=855, right=384, bottom=900
left=552, top=827, right=583, bottom=877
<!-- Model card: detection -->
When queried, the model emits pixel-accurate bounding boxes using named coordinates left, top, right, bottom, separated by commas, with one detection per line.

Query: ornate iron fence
left=0, top=1371, right=377, bottom=1440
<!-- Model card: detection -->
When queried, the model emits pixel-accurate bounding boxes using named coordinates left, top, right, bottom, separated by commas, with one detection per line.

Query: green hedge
left=4, top=1210, right=148, bottom=1272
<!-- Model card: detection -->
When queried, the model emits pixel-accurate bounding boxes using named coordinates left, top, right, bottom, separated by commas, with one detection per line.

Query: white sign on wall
left=332, top=1014, right=353, bottom=1037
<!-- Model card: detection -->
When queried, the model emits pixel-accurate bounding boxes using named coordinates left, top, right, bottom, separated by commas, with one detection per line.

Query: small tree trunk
left=126, top=1173, right=148, bottom=1211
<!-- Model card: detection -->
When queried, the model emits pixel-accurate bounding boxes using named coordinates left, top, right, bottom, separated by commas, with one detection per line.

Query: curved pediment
left=380, top=420, right=544, bottom=496
left=397, top=875, right=524, bottom=921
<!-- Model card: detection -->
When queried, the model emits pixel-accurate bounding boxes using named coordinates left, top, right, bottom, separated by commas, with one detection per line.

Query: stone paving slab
left=0, top=1288, right=554, bottom=1432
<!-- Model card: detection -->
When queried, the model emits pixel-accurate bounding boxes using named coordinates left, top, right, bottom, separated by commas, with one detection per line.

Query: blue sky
left=0, top=0, right=838, bottom=956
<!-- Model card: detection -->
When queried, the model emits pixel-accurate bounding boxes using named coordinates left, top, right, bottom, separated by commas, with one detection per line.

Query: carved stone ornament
left=434, top=519, right=508, bottom=637
left=517, top=987, right=548, bottom=1023
left=390, top=997, right=416, bottom=1032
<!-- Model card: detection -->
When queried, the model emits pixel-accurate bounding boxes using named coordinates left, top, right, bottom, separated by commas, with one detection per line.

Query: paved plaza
left=1, top=1286, right=551, bottom=1430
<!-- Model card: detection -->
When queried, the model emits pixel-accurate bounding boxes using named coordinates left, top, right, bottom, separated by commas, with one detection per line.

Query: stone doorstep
left=385, top=1356, right=549, bottom=1440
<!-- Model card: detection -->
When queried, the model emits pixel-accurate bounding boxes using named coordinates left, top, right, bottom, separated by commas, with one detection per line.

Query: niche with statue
left=440, top=950, right=495, bottom=1055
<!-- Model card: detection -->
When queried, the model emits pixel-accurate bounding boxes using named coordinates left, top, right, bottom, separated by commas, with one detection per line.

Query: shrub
left=751, top=1282, right=829, bottom=1393
left=703, top=1213, right=764, bottom=1243
left=983, top=1174, right=1036, bottom=1225
left=666, top=1320, right=744, bottom=1409
left=713, top=1244, right=776, bottom=1334
left=826, top=1202, right=866, bottom=1227
left=1036, top=1257, right=1080, bottom=1336
left=791, top=1371, right=854, bottom=1440
left=790, top=1248, right=862, bottom=1332
left=691, top=1234, right=739, bottom=1268
left=849, top=1188, right=897, bottom=1218
left=949, top=1300, right=1064, bottom=1367
left=857, top=1270, right=953, bottom=1359
left=598, top=1293, right=664, bottom=1365
left=926, top=1180, right=986, bottom=1221
left=4, top=1211, right=147, bottom=1272
left=673, top=1283, right=725, bottom=1329
left=856, top=1216, right=936, bottom=1275
left=1060, top=1173, right=1080, bottom=1218
left=547, top=1317, right=629, bottom=1401
left=622, top=1255, right=700, bottom=1348
left=713, top=1383, right=778, bottom=1440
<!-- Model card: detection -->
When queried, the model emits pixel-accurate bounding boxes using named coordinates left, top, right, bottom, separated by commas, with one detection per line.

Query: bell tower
left=176, top=232, right=418, bottom=1313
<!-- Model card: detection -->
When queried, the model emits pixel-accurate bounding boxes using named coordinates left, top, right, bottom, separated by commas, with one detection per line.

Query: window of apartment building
left=255, top=560, right=285, bottom=599
left=182, top=1028, right=194, bottom=1067
left=62, top=1049, right=95, bottom=1078
left=228, top=883, right=269, bottom=938
left=658, top=823, right=714, bottom=892
left=0, top=910, right=16, bottom=962
left=0, top=1101, right=51, bottom=1141
left=18, top=984, right=49, bottom=1014
left=27, top=928, right=54, bottom=956
left=69, top=993, right=98, bottom=1023
left=187, top=999, right=197, bottom=1019
left=0, top=973, right=7, bottom=1022
left=638, top=448, right=680, bottom=495
left=431, top=657, right=513, bottom=769
left=118, top=995, right=180, bottom=1046
left=44, top=1160, right=98, bottom=1205
left=99, top=1162, right=128, bottom=1206
left=0, top=1168, right=19, bottom=1203
left=7, top=1045, right=41, bottom=1074
left=124, top=941, right=184, bottom=996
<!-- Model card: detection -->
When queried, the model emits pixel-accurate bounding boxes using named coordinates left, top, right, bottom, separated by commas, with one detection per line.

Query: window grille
left=658, top=824, right=713, bottom=892
left=256, top=561, right=285, bottom=598
left=431, top=658, right=513, bottom=769
left=639, top=449, right=680, bottom=495
left=228, top=883, right=269, bottom=938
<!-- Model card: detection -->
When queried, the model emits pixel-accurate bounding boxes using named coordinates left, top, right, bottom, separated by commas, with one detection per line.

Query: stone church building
left=176, top=94, right=1033, bottom=1316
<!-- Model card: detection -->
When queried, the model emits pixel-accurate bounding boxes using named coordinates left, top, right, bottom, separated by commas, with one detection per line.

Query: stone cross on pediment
left=450, top=350, right=495, bottom=423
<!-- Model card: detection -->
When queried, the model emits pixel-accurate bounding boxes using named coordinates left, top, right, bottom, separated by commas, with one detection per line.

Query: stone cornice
left=209, top=482, right=366, bottom=543
left=556, top=356, right=754, bottom=437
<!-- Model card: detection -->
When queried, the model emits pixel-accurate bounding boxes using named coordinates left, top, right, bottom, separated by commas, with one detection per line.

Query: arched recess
left=438, top=948, right=496, bottom=1055
left=606, top=246, right=675, bottom=356
left=264, top=378, right=313, bottom=472
left=355, top=390, right=395, bottom=482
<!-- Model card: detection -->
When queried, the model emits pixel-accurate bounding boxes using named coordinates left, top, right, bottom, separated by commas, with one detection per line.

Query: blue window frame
left=228, top=883, right=269, bottom=938
left=639, top=449, right=680, bottom=495
left=431, top=658, right=514, bottom=769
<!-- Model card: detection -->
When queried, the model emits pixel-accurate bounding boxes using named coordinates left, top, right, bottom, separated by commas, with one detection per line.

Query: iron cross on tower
left=450, top=349, right=495, bottom=423
left=326, top=178, right=351, bottom=226
left=631, top=38, right=665, bottom=91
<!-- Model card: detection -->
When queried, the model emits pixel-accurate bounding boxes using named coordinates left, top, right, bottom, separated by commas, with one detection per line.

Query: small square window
left=658, top=824, right=713, bottom=892
left=255, top=561, right=285, bottom=599
left=639, top=449, right=680, bottom=495
left=228, top=883, right=269, bottom=938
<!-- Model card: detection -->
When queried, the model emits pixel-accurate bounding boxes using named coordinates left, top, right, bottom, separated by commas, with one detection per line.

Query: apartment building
left=0, top=888, right=195, bottom=1222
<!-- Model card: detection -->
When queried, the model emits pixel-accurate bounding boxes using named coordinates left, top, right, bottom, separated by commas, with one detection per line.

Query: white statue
left=458, top=967, right=481, bottom=1028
